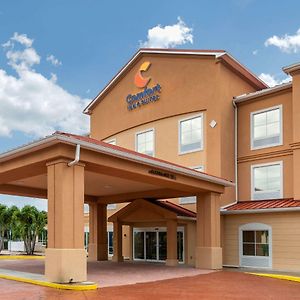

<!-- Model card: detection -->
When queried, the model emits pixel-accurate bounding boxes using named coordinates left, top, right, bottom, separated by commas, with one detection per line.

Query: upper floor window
left=180, top=166, right=204, bottom=204
left=105, top=138, right=116, bottom=145
left=179, top=114, right=203, bottom=154
left=136, top=129, right=154, bottom=156
left=251, top=106, right=282, bottom=150
left=251, top=161, right=283, bottom=200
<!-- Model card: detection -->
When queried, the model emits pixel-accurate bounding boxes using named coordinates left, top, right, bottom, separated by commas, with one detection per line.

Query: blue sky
left=0, top=0, right=300, bottom=210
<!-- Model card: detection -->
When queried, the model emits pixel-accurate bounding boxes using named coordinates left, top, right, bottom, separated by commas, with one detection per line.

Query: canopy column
left=45, top=159, right=86, bottom=283
left=166, top=219, right=178, bottom=266
left=112, top=221, right=123, bottom=262
left=195, top=192, right=222, bottom=269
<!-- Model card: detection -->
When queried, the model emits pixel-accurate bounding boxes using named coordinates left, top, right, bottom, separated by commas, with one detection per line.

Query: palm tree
left=16, top=206, right=47, bottom=255
left=0, top=204, right=8, bottom=252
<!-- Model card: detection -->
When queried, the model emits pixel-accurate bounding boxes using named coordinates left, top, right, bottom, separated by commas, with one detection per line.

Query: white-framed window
left=180, top=166, right=204, bottom=204
left=251, top=105, right=283, bottom=150
left=239, top=223, right=272, bottom=268
left=107, top=204, right=117, bottom=210
left=105, top=138, right=116, bottom=145
left=135, top=129, right=154, bottom=156
left=179, top=114, right=203, bottom=154
left=251, top=161, right=283, bottom=200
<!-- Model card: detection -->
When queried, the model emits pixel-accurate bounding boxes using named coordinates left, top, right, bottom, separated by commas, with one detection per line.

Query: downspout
left=68, top=144, right=81, bottom=167
left=232, top=100, right=238, bottom=203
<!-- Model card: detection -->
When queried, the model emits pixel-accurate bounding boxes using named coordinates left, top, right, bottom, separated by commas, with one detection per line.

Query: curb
left=0, top=255, right=45, bottom=260
left=247, top=272, right=300, bottom=283
left=0, top=273, right=98, bottom=290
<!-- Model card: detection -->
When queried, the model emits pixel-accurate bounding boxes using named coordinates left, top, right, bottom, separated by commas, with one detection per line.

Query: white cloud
left=252, top=49, right=258, bottom=55
left=259, top=73, right=291, bottom=87
left=46, top=54, right=62, bottom=66
left=265, top=28, right=300, bottom=53
left=0, top=33, right=89, bottom=138
left=140, top=17, right=193, bottom=48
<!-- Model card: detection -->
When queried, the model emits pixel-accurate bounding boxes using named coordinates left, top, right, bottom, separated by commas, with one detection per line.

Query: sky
left=0, top=0, right=300, bottom=210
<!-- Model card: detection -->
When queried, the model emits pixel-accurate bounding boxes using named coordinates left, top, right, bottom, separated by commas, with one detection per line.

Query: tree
left=0, top=204, right=8, bottom=252
left=16, top=206, right=47, bottom=255
left=0, top=205, right=19, bottom=253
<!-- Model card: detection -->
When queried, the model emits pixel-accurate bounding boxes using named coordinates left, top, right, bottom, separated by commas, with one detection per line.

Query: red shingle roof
left=154, top=200, right=196, bottom=218
left=223, top=198, right=300, bottom=212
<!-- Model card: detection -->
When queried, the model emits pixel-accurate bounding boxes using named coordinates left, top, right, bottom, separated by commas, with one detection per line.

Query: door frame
left=132, top=227, right=185, bottom=263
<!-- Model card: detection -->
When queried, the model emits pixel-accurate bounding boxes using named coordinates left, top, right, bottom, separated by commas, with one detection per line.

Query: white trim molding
left=178, top=113, right=204, bottom=155
left=135, top=128, right=155, bottom=157
left=251, top=160, right=283, bottom=201
left=250, top=105, right=283, bottom=151
left=239, top=223, right=272, bottom=269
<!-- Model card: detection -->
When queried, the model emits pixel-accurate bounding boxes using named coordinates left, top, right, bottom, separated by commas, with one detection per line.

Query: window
left=107, top=204, right=117, bottom=210
left=251, top=162, right=283, bottom=200
left=180, top=166, right=204, bottom=204
left=242, top=230, right=269, bottom=257
left=179, top=114, right=203, bottom=154
left=239, top=223, right=272, bottom=268
left=136, top=129, right=154, bottom=156
left=251, top=106, right=282, bottom=149
left=105, top=138, right=116, bottom=145
left=108, top=231, right=113, bottom=255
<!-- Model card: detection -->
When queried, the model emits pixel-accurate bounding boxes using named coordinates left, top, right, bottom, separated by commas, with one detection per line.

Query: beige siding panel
left=223, top=212, right=300, bottom=271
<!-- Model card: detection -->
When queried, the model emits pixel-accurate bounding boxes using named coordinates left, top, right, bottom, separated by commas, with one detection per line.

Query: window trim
left=250, top=105, right=283, bottom=150
left=178, top=113, right=204, bottom=155
left=135, top=128, right=155, bottom=157
left=105, top=138, right=116, bottom=145
left=251, top=161, right=283, bottom=201
left=239, top=223, right=272, bottom=269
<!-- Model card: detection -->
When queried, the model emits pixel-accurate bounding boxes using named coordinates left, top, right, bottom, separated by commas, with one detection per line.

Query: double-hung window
left=251, top=106, right=282, bottom=149
left=136, top=129, right=154, bottom=156
left=179, top=166, right=204, bottom=204
left=179, top=114, right=203, bottom=154
left=251, top=162, right=283, bottom=200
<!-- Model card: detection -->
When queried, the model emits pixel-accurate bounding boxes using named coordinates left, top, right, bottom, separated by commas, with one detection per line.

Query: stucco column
left=97, top=203, right=108, bottom=260
left=46, top=159, right=86, bottom=283
left=87, top=201, right=97, bottom=261
left=195, top=192, right=222, bottom=269
left=166, top=219, right=178, bottom=266
left=112, top=221, right=123, bottom=262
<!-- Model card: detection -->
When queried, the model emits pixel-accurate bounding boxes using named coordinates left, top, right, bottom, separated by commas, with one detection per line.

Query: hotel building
left=1, top=48, right=300, bottom=283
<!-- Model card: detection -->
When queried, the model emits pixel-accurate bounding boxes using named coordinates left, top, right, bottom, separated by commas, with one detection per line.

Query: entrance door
left=146, top=232, right=157, bottom=260
left=133, top=227, right=184, bottom=263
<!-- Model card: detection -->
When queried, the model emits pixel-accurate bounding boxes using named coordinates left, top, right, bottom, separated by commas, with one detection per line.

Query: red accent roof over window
left=223, top=199, right=300, bottom=212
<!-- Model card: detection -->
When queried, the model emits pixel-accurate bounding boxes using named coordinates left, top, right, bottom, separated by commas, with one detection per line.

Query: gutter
left=68, top=144, right=81, bottom=167
left=221, top=207, right=300, bottom=215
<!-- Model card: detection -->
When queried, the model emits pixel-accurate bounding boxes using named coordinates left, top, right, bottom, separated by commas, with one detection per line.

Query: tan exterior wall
left=222, top=212, right=300, bottom=272
left=237, top=89, right=293, bottom=200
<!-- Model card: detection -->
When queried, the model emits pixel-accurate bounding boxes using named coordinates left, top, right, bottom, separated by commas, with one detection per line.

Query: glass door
left=134, top=231, right=145, bottom=259
left=158, top=231, right=167, bottom=261
left=146, top=231, right=157, bottom=260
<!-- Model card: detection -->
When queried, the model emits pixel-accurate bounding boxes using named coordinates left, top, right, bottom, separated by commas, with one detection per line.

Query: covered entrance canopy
left=0, top=131, right=234, bottom=283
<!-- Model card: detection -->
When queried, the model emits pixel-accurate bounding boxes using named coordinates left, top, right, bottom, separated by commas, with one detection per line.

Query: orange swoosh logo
left=134, top=61, right=151, bottom=88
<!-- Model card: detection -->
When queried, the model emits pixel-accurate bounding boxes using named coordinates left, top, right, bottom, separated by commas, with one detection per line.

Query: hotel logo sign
left=126, top=61, right=162, bottom=111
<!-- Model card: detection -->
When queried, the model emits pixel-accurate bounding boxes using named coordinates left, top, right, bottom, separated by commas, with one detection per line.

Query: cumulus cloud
left=265, top=28, right=300, bottom=53
left=0, top=33, right=89, bottom=138
left=140, top=17, right=193, bottom=48
left=259, top=73, right=291, bottom=87
left=46, top=54, right=62, bottom=66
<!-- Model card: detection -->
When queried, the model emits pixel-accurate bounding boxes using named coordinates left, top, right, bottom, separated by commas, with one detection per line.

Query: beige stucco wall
left=237, top=89, right=293, bottom=200
left=222, top=212, right=300, bottom=272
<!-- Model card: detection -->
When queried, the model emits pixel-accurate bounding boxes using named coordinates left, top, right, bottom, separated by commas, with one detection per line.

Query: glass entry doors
left=133, top=227, right=184, bottom=263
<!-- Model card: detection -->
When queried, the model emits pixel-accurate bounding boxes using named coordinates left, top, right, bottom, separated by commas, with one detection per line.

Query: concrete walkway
left=0, top=259, right=215, bottom=287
